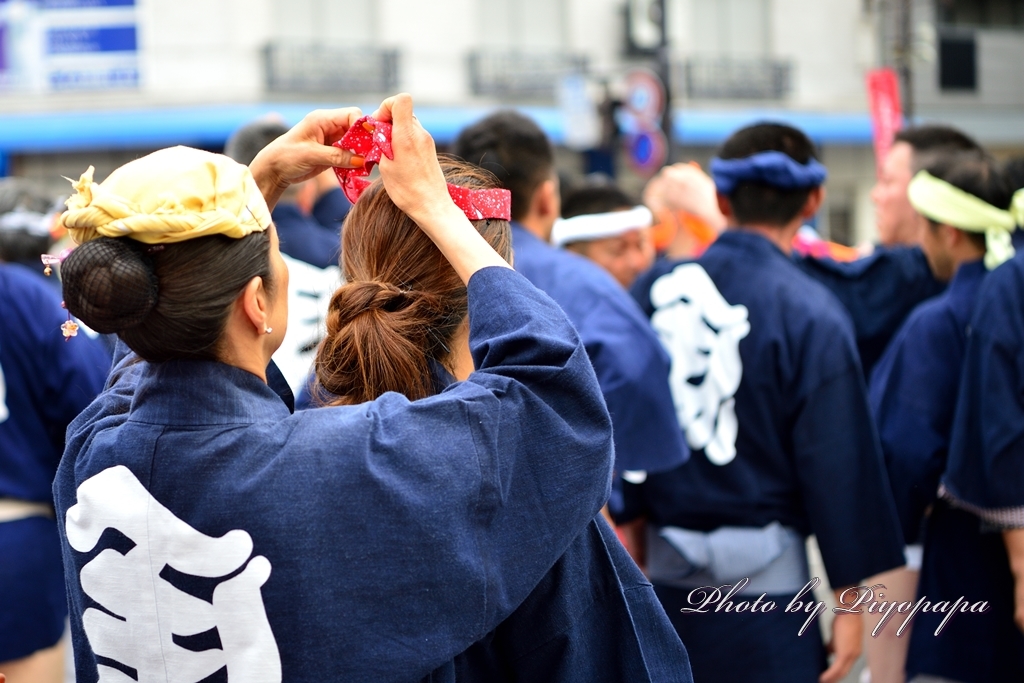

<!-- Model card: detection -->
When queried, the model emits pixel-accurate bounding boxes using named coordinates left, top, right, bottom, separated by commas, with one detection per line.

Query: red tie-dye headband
left=333, top=116, right=512, bottom=221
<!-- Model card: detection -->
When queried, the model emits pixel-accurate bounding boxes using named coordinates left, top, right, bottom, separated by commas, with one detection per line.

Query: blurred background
left=1, top=0, right=1022, bottom=246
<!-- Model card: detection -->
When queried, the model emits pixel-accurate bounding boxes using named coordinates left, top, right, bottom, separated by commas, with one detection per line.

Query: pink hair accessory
left=41, top=254, right=60, bottom=276
left=40, top=248, right=74, bottom=277
left=41, top=249, right=83, bottom=340
left=333, top=116, right=511, bottom=221
left=61, top=319, right=79, bottom=341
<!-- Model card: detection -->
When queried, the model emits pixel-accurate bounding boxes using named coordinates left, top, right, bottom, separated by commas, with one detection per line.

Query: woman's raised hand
left=250, top=107, right=365, bottom=210
left=372, top=94, right=453, bottom=224
left=372, top=93, right=511, bottom=284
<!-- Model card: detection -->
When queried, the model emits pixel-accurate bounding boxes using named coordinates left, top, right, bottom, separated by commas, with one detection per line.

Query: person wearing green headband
left=909, top=164, right=1023, bottom=274
left=867, top=151, right=1019, bottom=683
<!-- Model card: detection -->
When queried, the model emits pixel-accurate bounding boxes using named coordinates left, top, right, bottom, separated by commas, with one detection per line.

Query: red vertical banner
left=866, top=68, right=904, bottom=178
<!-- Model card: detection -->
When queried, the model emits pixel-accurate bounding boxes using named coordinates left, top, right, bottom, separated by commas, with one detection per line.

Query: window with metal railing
left=936, top=0, right=1024, bottom=28
left=467, top=0, right=582, bottom=100
left=263, top=0, right=391, bottom=95
left=263, top=44, right=399, bottom=95
left=682, top=0, right=786, bottom=100
left=466, top=51, right=587, bottom=100
left=681, top=58, right=792, bottom=100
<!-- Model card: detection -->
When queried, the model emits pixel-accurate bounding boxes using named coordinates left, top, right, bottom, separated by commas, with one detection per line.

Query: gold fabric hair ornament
left=908, top=170, right=1024, bottom=270
left=60, top=146, right=271, bottom=245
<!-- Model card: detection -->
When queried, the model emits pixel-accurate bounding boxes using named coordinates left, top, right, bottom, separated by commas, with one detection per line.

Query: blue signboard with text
left=48, top=25, right=136, bottom=53
left=0, top=0, right=138, bottom=92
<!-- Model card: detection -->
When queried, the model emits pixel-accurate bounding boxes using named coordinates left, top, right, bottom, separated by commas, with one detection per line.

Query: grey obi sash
left=646, top=521, right=809, bottom=596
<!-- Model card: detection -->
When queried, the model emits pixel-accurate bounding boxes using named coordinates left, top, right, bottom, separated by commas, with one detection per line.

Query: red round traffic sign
left=624, top=68, right=666, bottom=121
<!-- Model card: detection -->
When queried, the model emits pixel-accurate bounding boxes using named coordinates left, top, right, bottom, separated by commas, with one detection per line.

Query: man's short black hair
left=224, top=120, right=290, bottom=167
left=562, top=185, right=635, bottom=219
left=894, top=125, right=981, bottom=159
left=925, top=150, right=1009, bottom=210
left=1002, top=156, right=1024, bottom=193
left=453, top=111, right=554, bottom=222
left=924, top=150, right=1008, bottom=251
left=0, top=178, right=57, bottom=266
left=0, top=178, right=55, bottom=216
left=717, top=122, right=820, bottom=227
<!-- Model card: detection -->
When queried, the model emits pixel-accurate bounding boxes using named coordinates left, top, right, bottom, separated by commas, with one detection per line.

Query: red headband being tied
left=333, top=116, right=512, bottom=221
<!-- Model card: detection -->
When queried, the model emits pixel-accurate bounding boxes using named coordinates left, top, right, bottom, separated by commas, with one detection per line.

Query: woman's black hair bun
left=61, top=237, right=159, bottom=334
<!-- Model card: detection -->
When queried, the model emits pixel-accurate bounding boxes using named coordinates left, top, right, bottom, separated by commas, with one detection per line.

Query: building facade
left=2, top=0, right=1023, bottom=244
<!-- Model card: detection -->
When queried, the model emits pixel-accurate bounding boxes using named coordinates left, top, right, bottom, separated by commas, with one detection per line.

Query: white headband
left=551, top=206, right=653, bottom=247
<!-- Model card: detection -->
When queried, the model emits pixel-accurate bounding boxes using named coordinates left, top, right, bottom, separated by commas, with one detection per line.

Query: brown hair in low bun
left=313, top=157, right=512, bottom=405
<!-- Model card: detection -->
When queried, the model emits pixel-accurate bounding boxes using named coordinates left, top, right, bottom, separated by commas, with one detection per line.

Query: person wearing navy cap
left=627, top=122, right=905, bottom=683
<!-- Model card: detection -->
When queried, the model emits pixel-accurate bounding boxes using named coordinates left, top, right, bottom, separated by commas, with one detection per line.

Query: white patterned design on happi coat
left=651, top=263, right=750, bottom=466
left=66, top=466, right=281, bottom=683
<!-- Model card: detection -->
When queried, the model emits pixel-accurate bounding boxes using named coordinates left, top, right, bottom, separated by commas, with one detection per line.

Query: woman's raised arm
left=249, top=107, right=365, bottom=211
left=373, top=94, right=513, bottom=284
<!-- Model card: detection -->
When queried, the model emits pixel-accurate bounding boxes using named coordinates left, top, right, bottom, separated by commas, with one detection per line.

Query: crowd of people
left=0, top=92, right=1022, bottom=683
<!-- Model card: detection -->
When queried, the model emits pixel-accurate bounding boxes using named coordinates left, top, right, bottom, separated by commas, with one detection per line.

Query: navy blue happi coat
left=511, top=224, right=689, bottom=512
left=909, top=252, right=1024, bottom=683
left=629, top=231, right=903, bottom=583
left=795, top=245, right=944, bottom=376
left=869, top=259, right=986, bottom=544
left=55, top=267, right=623, bottom=683
left=0, top=263, right=109, bottom=662
left=628, top=230, right=905, bottom=683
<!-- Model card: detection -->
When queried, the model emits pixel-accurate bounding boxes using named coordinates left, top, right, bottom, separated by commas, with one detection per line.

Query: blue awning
left=0, top=102, right=873, bottom=157
left=673, top=110, right=874, bottom=146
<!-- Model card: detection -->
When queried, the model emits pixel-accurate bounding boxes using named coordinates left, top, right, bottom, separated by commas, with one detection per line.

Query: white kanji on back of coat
left=65, top=465, right=281, bottom=683
left=650, top=263, right=750, bottom=466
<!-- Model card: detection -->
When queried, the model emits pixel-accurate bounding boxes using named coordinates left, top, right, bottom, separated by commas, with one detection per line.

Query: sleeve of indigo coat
left=443, top=517, right=692, bottom=683
left=945, top=256, right=1024, bottom=518
left=460, top=266, right=616, bottom=623
left=289, top=266, right=615, bottom=678
left=577, top=292, right=689, bottom=475
left=790, top=319, right=905, bottom=588
left=869, top=308, right=962, bottom=544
